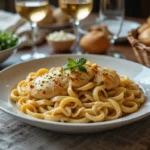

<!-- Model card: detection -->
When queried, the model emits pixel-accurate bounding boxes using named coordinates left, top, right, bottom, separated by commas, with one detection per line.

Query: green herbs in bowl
left=0, top=31, right=19, bottom=63
left=0, top=31, right=19, bottom=51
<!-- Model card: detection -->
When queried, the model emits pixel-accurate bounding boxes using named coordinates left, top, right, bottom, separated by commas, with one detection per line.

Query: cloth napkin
left=0, top=10, right=46, bottom=48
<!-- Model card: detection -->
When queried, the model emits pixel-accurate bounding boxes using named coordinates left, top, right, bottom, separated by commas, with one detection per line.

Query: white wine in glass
left=59, top=0, right=93, bottom=54
left=15, top=0, right=49, bottom=61
left=59, top=0, right=93, bottom=24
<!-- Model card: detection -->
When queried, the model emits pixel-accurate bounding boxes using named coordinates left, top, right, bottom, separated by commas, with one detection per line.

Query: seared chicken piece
left=93, top=67, right=120, bottom=90
left=27, top=63, right=120, bottom=99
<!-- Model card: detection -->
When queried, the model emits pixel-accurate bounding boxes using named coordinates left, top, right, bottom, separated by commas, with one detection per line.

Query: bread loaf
left=80, top=31, right=110, bottom=54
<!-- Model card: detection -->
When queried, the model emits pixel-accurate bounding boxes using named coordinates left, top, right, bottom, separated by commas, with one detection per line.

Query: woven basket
left=128, top=29, right=150, bottom=67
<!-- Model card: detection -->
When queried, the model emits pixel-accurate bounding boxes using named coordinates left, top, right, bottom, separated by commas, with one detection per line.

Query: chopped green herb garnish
left=0, top=31, right=19, bottom=51
left=63, top=58, right=87, bottom=73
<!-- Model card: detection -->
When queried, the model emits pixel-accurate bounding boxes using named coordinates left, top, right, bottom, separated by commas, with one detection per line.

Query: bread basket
left=128, top=28, right=150, bottom=67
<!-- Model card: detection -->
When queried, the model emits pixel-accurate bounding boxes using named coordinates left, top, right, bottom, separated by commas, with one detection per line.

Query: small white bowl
left=46, top=33, right=76, bottom=53
left=0, top=39, right=20, bottom=63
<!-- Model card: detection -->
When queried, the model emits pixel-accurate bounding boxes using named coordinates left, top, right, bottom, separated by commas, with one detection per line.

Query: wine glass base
left=71, top=44, right=84, bottom=55
left=20, top=53, right=48, bottom=61
left=107, top=51, right=125, bottom=59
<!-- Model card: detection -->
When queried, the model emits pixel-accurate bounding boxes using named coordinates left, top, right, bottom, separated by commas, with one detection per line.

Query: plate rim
left=1, top=54, right=150, bottom=73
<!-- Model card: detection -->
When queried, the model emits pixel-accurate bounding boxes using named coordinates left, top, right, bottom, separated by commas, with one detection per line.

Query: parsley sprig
left=63, top=58, right=87, bottom=72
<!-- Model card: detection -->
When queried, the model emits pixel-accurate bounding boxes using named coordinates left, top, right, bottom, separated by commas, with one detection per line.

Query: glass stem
left=74, top=20, right=80, bottom=41
left=109, top=37, right=123, bottom=58
left=110, top=38, right=115, bottom=53
left=31, top=22, right=38, bottom=54
left=72, top=19, right=82, bottom=55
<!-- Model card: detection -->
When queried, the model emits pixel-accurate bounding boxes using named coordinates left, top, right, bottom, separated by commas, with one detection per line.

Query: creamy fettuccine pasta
left=10, top=59, right=145, bottom=123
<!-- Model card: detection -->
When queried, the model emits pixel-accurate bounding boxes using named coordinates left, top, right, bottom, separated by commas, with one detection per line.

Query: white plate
left=0, top=54, right=150, bottom=134
left=79, top=20, right=140, bottom=42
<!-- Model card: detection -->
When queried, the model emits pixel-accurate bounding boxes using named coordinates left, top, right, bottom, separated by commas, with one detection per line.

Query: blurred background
left=0, top=0, right=150, bottom=18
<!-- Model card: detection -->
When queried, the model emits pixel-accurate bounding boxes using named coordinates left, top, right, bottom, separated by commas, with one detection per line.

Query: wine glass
left=59, top=0, right=93, bottom=54
left=99, top=0, right=125, bottom=58
left=15, top=0, right=49, bottom=61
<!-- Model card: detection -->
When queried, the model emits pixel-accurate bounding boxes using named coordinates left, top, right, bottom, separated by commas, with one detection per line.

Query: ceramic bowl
left=0, top=39, right=20, bottom=63
left=46, top=33, right=76, bottom=53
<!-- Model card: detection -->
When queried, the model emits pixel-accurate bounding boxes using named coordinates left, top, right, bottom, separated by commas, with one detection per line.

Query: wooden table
left=1, top=15, right=150, bottom=150
left=0, top=14, right=146, bottom=70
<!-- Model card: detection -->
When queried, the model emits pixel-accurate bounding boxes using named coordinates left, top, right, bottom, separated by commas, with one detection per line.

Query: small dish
left=0, top=38, right=20, bottom=63
left=46, top=31, right=76, bottom=53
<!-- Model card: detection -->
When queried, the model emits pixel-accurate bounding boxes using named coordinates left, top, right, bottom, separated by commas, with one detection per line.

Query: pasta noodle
left=10, top=60, right=145, bottom=123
